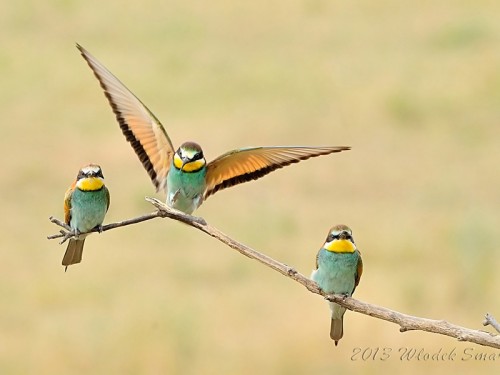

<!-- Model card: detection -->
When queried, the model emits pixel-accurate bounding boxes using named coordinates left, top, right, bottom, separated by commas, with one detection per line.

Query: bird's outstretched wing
left=77, top=44, right=175, bottom=192
left=204, top=146, right=350, bottom=199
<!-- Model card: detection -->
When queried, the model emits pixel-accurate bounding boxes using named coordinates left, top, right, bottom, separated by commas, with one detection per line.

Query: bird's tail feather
left=330, top=317, right=343, bottom=346
left=62, top=238, right=86, bottom=270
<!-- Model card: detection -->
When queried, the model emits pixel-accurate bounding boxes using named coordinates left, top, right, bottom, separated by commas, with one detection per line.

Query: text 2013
left=351, top=347, right=392, bottom=361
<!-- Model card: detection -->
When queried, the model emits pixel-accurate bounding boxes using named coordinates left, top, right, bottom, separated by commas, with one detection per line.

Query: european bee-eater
left=311, top=224, right=363, bottom=345
left=77, top=44, right=350, bottom=214
left=62, top=164, right=110, bottom=270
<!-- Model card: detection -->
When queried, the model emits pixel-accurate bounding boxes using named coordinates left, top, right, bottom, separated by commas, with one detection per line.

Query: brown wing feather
left=204, top=146, right=350, bottom=199
left=104, top=186, right=111, bottom=212
left=63, top=183, right=75, bottom=225
left=77, top=44, right=175, bottom=192
left=354, top=251, right=363, bottom=291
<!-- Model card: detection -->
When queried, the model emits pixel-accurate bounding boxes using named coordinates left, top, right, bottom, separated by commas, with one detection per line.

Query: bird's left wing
left=77, top=44, right=175, bottom=192
left=354, top=252, right=363, bottom=290
left=204, top=146, right=350, bottom=199
left=104, top=186, right=111, bottom=212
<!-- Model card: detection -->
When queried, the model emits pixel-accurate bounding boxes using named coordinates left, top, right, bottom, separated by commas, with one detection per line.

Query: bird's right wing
left=63, top=183, right=74, bottom=225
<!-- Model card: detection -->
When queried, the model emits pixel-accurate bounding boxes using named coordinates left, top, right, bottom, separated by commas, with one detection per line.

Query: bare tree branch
left=484, top=314, right=500, bottom=334
left=47, top=212, right=170, bottom=244
left=47, top=197, right=500, bottom=349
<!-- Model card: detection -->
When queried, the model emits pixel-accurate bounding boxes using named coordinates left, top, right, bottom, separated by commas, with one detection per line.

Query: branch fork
left=484, top=313, right=500, bottom=334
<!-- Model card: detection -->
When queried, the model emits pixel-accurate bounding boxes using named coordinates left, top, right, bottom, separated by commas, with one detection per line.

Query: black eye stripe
left=326, top=234, right=336, bottom=242
left=77, top=169, right=104, bottom=179
left=190, top=152, right=203, bottom=161
left=327, top=233, right=353, bottom=242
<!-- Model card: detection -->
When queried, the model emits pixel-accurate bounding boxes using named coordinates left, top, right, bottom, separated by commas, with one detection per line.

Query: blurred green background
left=1, top=0, right=499, bottom=374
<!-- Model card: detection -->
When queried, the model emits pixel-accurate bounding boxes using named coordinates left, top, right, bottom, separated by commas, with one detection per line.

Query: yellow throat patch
left=325, top=239, right=356, bottom=253
left=77, top=177, right=105, bottom=191
left=174, top=154, right=205, bottom=172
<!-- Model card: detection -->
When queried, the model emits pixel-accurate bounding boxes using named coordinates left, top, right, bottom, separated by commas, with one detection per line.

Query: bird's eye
left=327, top=234, right=338, bottom=242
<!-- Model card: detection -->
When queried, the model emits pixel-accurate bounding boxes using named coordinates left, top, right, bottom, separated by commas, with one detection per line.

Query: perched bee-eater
left=62, top=164, right=110, bottom=270
left=77, top=44, right=350, bottom=214
left=311, top=224, right=363, bottom=345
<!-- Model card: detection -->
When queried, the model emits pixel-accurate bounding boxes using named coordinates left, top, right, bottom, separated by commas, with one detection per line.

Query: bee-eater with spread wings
left=77, top=45, right=350, bottom=214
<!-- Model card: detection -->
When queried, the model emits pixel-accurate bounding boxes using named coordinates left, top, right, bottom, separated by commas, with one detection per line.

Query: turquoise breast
left=166, top=166, right=207, bottom=213
left=313, top=249, right=360, bottom=295
left=70, top=188, right=108, bottom=232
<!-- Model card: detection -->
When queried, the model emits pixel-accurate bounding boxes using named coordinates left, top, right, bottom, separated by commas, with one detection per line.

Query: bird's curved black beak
left=181, top=157, right=189, bottom=170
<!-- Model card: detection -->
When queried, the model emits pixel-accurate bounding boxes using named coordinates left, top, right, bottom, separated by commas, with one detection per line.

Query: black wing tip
left=294, top=145, right=351, bottom=152
left=299, top=146, right=350, bottom=157
left=76, top=43, right=88, bottom=58
left=321, top=146, right=350, bottom=152
left=297, top=146, right=350, bottom=160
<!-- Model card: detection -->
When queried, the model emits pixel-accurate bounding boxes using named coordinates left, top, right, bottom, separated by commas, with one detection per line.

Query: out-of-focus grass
left=1, top=1, right=499, bottom=374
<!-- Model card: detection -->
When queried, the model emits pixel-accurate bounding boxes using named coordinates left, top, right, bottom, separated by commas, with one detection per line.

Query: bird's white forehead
left=180, top=148, right=198, bottom=159
left=81, top=165, right=101, bottom=174
left=331, top=229, right=351, bottom=236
